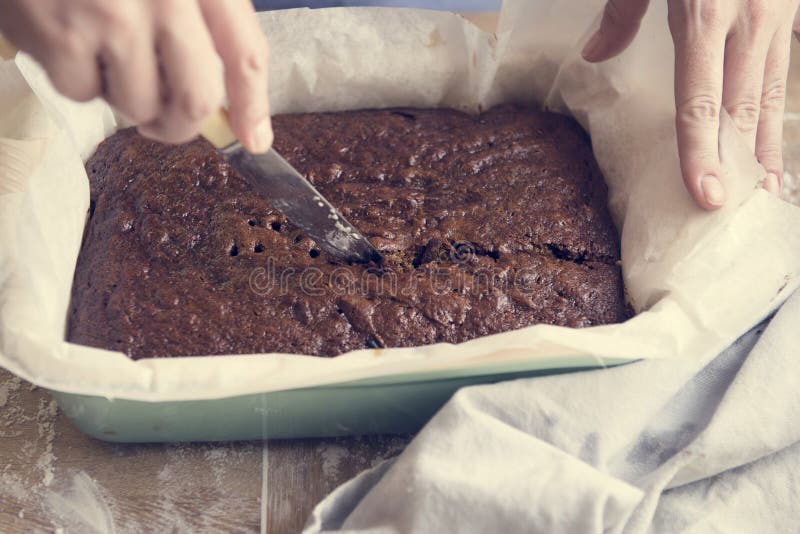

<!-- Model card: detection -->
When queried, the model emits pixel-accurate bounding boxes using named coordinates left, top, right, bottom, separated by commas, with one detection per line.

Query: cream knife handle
left=200, top=108, right=238, bottom=149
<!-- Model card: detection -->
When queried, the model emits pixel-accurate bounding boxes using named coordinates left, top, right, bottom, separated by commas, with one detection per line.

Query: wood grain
left=1, top=369, right=263, bottom=533
left=1, top=365, right=411, bottom=534
left=265, top=435, right=411, bottom=533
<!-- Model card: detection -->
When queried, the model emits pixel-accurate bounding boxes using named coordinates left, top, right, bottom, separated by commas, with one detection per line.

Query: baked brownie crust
left=68, top=106, right=628, bottom=359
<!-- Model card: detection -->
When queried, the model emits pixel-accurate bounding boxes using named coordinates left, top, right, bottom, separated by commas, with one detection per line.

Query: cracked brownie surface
left=68, top=105, right=629, bottom=359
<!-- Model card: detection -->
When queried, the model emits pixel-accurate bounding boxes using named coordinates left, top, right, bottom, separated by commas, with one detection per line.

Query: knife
left=201, top=110, right=383, bottom=265
left=0, top=36, right=383, bottom=266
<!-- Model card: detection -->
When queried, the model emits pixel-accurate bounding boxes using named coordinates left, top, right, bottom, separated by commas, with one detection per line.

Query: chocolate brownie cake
left=68, top=105, right=628, bottom=360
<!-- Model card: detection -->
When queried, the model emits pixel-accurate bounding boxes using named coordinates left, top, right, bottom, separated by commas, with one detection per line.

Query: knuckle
left=697, top=0, right=722, bottom=27
left=726, top=98, right=761, bottom=132
left=98, top=7, right=133, bottom=35
left=55, top=29, right=87, bottom=60
left=233, top=46, right=268, bottom=80
left=179, top=89, right=217, bottom=121
left=743, top=0, right=769, bottom=26
left=756, top=142, right=782, bottom=162
left=669, top=0, right=726, bottom=39
left=225, top=32, right=269, bottom=79
left=761, top=80, right=787, bottom=113
left=681, top=148, right=719, bottom=166
left=677, top=93, right=721, bottom=124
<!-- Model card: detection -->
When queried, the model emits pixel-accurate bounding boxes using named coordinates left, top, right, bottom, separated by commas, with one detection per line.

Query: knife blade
left=223, top=144, right=382, bottom=264
left=201, top=111, right=382, bottom=264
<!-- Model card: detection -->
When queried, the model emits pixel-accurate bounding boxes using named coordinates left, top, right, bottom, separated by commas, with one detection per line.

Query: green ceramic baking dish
left=49, top=356, right=634, bottom=442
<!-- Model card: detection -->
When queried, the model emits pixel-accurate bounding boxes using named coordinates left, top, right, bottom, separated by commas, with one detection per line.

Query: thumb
left=582, top=0, right=650, bottom=63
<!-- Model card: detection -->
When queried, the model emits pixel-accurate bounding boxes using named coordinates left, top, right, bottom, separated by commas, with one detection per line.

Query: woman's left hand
left=584, top=0, right=800, bottom=210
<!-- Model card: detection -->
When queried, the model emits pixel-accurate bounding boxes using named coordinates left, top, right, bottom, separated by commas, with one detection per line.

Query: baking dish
left=3, top=3, right=800, bottom=444
left=52, top=358, right=631, bottom=442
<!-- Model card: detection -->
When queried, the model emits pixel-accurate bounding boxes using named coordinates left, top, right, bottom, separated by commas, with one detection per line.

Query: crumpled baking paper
left=0, top=1, right=799, bottom=402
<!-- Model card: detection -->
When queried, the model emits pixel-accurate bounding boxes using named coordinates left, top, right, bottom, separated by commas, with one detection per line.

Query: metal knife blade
left=221, top=143, right=383, bottom=264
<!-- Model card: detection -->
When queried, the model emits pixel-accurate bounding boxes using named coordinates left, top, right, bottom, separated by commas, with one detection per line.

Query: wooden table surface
left=2, top=14, right=800, bottom=534
left=0, top=369, right=412, bottom=532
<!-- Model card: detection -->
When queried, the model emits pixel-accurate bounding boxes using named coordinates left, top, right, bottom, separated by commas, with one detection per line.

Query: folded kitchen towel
left=305, top=289, right=800, bottom=533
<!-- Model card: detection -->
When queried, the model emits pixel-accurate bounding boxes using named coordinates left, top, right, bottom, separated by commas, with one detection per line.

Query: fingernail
left=762, top=173, right=780, bottom=195
left=248, top=117, right=273, bottom=154
left=701, top=175, right=726, bottom=207
left=581, top=31, right=603, bottom=61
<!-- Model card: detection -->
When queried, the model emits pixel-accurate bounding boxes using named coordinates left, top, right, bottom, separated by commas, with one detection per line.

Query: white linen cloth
left=305, top=290, right=800, bottom=533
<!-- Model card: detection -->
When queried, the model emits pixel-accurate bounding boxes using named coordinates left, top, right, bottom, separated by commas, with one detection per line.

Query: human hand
left=583, top=0, right=800, bottom=210
left=0, top=0, right=272, bottom=153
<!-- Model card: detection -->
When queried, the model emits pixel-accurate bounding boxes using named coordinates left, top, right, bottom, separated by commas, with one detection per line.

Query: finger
left=721, top=26, right=771, bottom=151
left=756, top=26, right=793, bottom=195
left=669, top=2, right=729, bottom=210
left=40, top=36, right=103, bottom=102
left=98, top=4, right=160, bottom=125
left=138, top=1, right=224, bottom=144
left=0, top=3, right=101, bottom=101
left=199, top=0, right=272, bottom=153
left=582, top=0, right=650, bottom=62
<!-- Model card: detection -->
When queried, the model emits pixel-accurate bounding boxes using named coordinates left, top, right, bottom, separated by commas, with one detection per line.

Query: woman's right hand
left=0, top=0, right=273, bottom=153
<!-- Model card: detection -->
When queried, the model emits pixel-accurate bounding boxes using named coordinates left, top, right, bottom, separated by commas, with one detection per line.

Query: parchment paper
left=1, top=1, right=799, bottom=402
